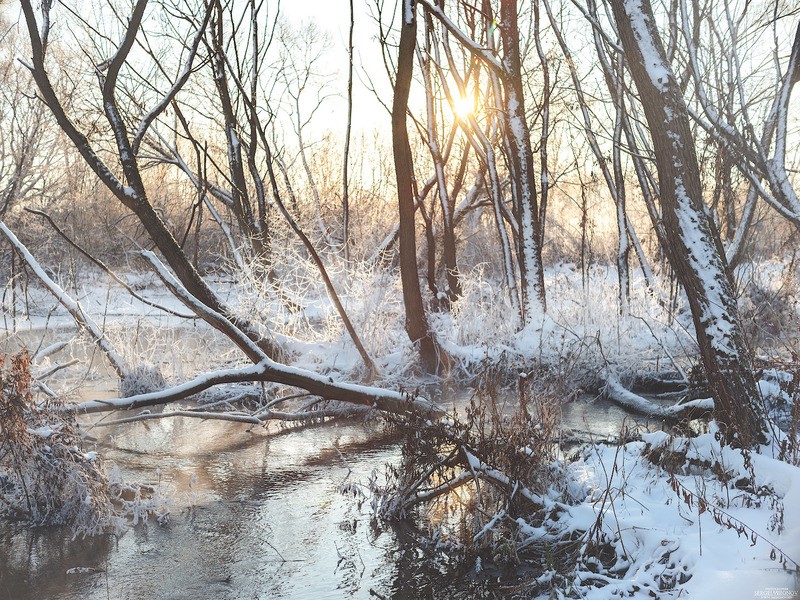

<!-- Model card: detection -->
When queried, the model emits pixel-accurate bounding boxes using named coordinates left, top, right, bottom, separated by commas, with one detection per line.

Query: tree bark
left=611, top=0, right=767, bottom=446
left=499, top=0, right=546, bottom=321
left=392, top=0, right=445, bottom=373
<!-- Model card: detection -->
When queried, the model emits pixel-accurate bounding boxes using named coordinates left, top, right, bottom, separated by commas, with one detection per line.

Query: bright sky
left=279, top=0, right=394, bottom=135
left=0, top=0, right=394, bottom=136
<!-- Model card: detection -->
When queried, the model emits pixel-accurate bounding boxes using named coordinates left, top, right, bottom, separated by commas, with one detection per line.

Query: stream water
left=1, top=392, right=663, bottom=600
left=1, top=325, right=667, bottom=599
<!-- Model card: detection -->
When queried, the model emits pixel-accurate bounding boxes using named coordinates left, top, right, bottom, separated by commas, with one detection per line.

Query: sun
left=452, top=95, right=474, bottom=119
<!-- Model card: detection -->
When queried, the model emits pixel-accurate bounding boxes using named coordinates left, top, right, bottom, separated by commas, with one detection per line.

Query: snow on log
left=602, top=373, right=713, bottom=421
left=72, top=361, right=445, bottom=419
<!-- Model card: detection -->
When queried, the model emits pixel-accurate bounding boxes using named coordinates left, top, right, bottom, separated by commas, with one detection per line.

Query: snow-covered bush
left=120, top=364, right=168, bottom=398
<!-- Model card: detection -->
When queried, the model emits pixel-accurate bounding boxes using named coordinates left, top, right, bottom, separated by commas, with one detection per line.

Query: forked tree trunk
left=418, top=0, right=545, bottom=325
left=611, top=0, right=767, bottom=446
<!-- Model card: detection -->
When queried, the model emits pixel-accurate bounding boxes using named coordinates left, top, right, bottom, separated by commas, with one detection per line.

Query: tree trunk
left=421, top=13, right=460, bottom=305
left=499, top=0, right=546, bottom=322
left=611, top=0, right=767, bottom=446
left=392, top=0, right=444, bottom=373
left=342, top=0, right=354, bottom=262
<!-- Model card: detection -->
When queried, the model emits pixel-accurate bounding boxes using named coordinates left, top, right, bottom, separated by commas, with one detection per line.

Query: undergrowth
left=0, top=351, right=167, bottom=538
left=371, top=364, right=572, bottom=575
left=0, top=351, right=115, bottom=536
left=364, top=362, right=800, bottom=599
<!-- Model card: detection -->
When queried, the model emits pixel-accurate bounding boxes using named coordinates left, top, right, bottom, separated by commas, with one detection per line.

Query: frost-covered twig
left=34, top=359, right=80, bottom=381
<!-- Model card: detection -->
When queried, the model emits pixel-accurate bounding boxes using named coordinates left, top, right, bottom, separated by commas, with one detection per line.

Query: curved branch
left=132, top=6, right=213, bottom=154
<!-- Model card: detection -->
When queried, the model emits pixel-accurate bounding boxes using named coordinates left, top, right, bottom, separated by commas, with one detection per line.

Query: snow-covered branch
left=416, top=0, right=504, bottom=74
left=0, top=222, right=129, bottom=380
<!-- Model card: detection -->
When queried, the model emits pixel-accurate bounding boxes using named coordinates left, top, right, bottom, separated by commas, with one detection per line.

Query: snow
left=545, top=431, right=800, bottom=599
left=674, top=176, right=738, bottom=358
left=504, top=87, right=546, bottom=324
left=5, top=254, right=699, bottom=396
left=624, top=0, right=671, bottom=91
left=3, top=250, right=799, bottom=598
left=26, top=424, right=60, bottom=438
left=403, top=0, right=413, bottom=25
left=65, top=567, right=101, bottom=575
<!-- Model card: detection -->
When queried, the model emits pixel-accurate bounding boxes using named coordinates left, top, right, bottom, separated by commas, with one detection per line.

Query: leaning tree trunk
left=392, top=0, right=444, bottom=373
left=611, top=0, right=767, bottom=446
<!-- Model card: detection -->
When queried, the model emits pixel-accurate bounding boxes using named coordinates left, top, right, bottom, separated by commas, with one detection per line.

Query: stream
left=0, top=391, right=664, bottom=600
left=1, top=324, right=668, bottom=599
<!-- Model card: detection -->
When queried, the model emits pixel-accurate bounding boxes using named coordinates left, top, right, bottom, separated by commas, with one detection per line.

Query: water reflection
left=1, top=385, right=667, bottom=599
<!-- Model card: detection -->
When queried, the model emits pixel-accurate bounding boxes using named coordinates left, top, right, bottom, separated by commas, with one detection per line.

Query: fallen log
left=71, top=361, right=444, bottom=419
left=85, top=404, right=372, bottom=427
left=602, top=374, right=713, bottom=421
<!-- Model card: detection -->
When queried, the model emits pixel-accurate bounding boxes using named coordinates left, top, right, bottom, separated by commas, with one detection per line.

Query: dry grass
left=0, top=351, right=168, bottom=537
left=0, top=351, right=116, bottom=537
left=371, top=363, right=567, bottom=569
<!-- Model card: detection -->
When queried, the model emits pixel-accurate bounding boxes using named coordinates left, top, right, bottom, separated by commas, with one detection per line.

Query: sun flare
left=452, top=95, right=474, bottom=118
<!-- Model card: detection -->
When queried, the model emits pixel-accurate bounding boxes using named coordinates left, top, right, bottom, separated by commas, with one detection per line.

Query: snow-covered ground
left=3, top=260, right=702, bottom=388
left=550, top=428, right=800, bottom=599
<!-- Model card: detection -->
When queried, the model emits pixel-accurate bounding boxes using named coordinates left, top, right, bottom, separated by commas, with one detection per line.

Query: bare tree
left=15, top=0, right=434, bottom=417
left=676, top=1, right=800, bottom=266
left=0, top=29, right=53, bottom=218
left=546, top=0, right=656, bottom=310
left=418, top=0, right=548, bottom=324
left=393, top=0, right=447, bottom=373
left=280, top=20, right=339, bottom=249
left=610, top=0, right=767, bottom=446
left=342, top=0, right=354, bottom=262
left=418, top=10, right=461, bottom=306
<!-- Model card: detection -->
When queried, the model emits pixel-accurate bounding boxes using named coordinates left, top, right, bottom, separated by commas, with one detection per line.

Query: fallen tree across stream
left=1, top=222, right=444, bottom=422
left=71, top=361, right=442, bottom=419
left=602, top=373, right=713, bottom=422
